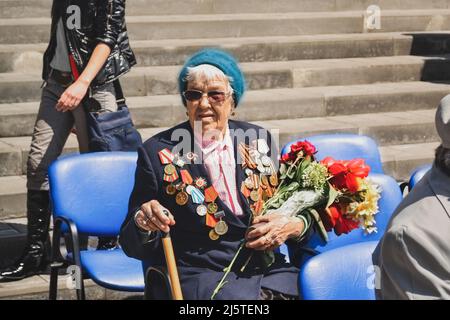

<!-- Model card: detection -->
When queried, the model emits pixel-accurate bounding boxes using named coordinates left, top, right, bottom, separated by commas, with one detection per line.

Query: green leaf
left=325, top=182, right=339, bottom=208
left=279, top=163, right=287, bottom=175
left=261, top=250, right=275, bottom=268
left=309, top=209, right=329, bottom=242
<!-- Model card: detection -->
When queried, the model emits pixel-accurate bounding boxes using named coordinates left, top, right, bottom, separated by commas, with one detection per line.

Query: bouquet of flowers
left=210, top=140, right=381, bottom=299
left=263, top=140, right=380, bottom=238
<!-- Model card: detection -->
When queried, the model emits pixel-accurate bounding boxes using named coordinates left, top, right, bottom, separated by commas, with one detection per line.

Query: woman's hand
left=134, top=200, right=176, bottom=233
left=245, top=214, right=304, bottom=251
left=56, top=79, right=90, bottom=112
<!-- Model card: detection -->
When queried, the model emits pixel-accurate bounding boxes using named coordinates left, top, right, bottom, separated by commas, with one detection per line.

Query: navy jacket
left=120, top=120, right=300, bottom=300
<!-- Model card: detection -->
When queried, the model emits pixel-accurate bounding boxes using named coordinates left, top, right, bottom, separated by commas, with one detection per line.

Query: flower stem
left=276, top=153, right=304, bottom=194
left=210, top=241, right=246, bottom=300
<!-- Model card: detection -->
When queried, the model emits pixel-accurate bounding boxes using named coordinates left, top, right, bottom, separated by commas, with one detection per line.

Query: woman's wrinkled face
left=185, top=76, right=234, bottom=139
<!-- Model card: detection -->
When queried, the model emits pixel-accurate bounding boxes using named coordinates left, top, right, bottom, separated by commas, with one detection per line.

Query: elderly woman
left=120, top=49, right=310, bottom=300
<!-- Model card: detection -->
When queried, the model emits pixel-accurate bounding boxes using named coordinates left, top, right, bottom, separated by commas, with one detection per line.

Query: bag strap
left=113, top=79, right=126, bottom=106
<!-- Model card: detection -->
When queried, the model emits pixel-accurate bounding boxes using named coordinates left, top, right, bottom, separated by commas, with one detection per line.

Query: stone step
left=2, top=10, right=450, bottom=44
left=0, top=32, right=447, bottom=74
left=0, top=107, right=439, bottom=175
left=3, top=55, right=450, bottom=103
left=3, top=31, right=450, bottom=74
left=4, top=0, right=450, bottom=19
left=5, top=55, right=450, bottom=97
left=1, top=81, right=448, bottom=136
left=0, top=138, right=438, bottom=221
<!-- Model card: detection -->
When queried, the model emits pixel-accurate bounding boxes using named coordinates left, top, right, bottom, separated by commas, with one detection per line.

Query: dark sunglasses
left=183, top=90, right=230, bottom=104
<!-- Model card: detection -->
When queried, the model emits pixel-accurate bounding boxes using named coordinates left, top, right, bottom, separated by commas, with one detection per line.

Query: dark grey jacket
left=376, top=165, right=450, bottom=299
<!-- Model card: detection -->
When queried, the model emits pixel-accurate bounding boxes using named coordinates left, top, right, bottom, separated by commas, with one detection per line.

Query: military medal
left=194, top=177, right=207, bottom=189
left=163, top=170, right=179, bottom=183
left=256, top=158, right=265, bottom=173
left=257, top=139, right=270, bottom=154
left=241, top=182, right=251, bottom=198
left=206, top=212, right=219, bottom=228
left=253, top=200, right=264, bottom=216
left=251, top=174, right=260, bottom=190
left=180, top=170, right=193, bottom=185
left=204, top=186, right=219, bottom=214
left=176, top=191, right=188, bottom=206
left=269, top=174, right=278, bottom=187
left=207, top=202, right=218, bottom=214
left=261, top=155, right=271, bottom=167
left=196, top=205, right=208, bottom=216
left=265, top=185, right=273, bottom=197
left=158, top=148, right=175, bottom=164
left=166, top=184, right=177, bottom=195
left=214, top=220, right=228, bottom=236
left=250, top=190, right=260, bottom=202
left=164, top=164, right=176, bottom=175
left=260, top=175, right=269, bottom=190
left=185, top=185, right=194, bottom=195
left=186, top=152, right=199, bottom=163
left=190, top=187, right=205, bottom=204
left=174, top=156, right=185, bottom=168
left=175, top=182, right=186, bottom=191
left=209, top=229, right=219, bottom=240
left=213, top=211, right=228, bottom=236
left=244, top=177, right=254, bottom=189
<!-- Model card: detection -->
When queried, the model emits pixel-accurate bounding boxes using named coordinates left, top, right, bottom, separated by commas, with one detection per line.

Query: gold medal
left=209, top=229, right=219, bottom=240
left=164, top=164, right=176, bottom=175
left=166, top=184, right=176, bottom=195
left=214, top=220, right=228, bottom=236
left=176, top=191, right=188, bottom=206
left=269, top=174, right=278, bottom=187
left=207, top=202, right=218, bottom=214
left=250, top=190, right=260, bottom=202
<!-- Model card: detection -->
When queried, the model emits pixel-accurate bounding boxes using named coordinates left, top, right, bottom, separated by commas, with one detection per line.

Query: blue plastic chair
left=281, top=134, right=384, bottom=174
left=299, top=241, right=378, bottom=300
left=48, top=152, right=145, bottom=300
left=409, top=164, right=432, bottom=190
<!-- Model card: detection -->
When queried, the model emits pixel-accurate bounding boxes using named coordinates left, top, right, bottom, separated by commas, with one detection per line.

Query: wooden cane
left=161, top=210, right=183, bottom=300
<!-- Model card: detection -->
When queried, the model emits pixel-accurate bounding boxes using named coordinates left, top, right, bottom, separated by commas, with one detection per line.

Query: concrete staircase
left=0, top=0, right=449, bottom=298
left=1, top=0, right=450, bottom=220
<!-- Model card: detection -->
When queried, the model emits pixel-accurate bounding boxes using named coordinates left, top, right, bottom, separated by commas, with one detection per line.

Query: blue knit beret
left=178, top=48, right=246, bottom=107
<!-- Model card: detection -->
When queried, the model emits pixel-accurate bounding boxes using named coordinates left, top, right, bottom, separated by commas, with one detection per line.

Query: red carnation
left=321, top=157, right=370, bottom=193
left=324, top=204, right=359, bottom=236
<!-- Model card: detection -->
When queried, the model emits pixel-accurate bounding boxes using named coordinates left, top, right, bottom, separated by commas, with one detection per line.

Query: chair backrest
left=409, top=163, right=432, bottom=190
left=49, top=152, right=138, bottom=236
left=297, top=173, right=402, bottom=264
left=300, top=241, right=379, bottom=300
left=281, top=134, right=384, bottom=174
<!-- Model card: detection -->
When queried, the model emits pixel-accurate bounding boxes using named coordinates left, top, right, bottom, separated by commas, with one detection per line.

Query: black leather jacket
left=43, top=0, right=136, bottom=88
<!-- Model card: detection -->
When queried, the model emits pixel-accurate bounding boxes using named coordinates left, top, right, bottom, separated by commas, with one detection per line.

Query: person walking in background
left=0, top=0, right=136, bottom=282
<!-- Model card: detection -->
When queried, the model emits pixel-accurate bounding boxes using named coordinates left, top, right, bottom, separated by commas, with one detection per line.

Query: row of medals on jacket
left=158, top=140, right=278, bottom=241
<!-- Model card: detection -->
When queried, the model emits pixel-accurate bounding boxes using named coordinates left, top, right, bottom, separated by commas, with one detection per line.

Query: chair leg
left=76, top=273, right=85, bottom=300
left=144, top=266, right=172, bottom=300
left=49, top=262, right=61, bottom=300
